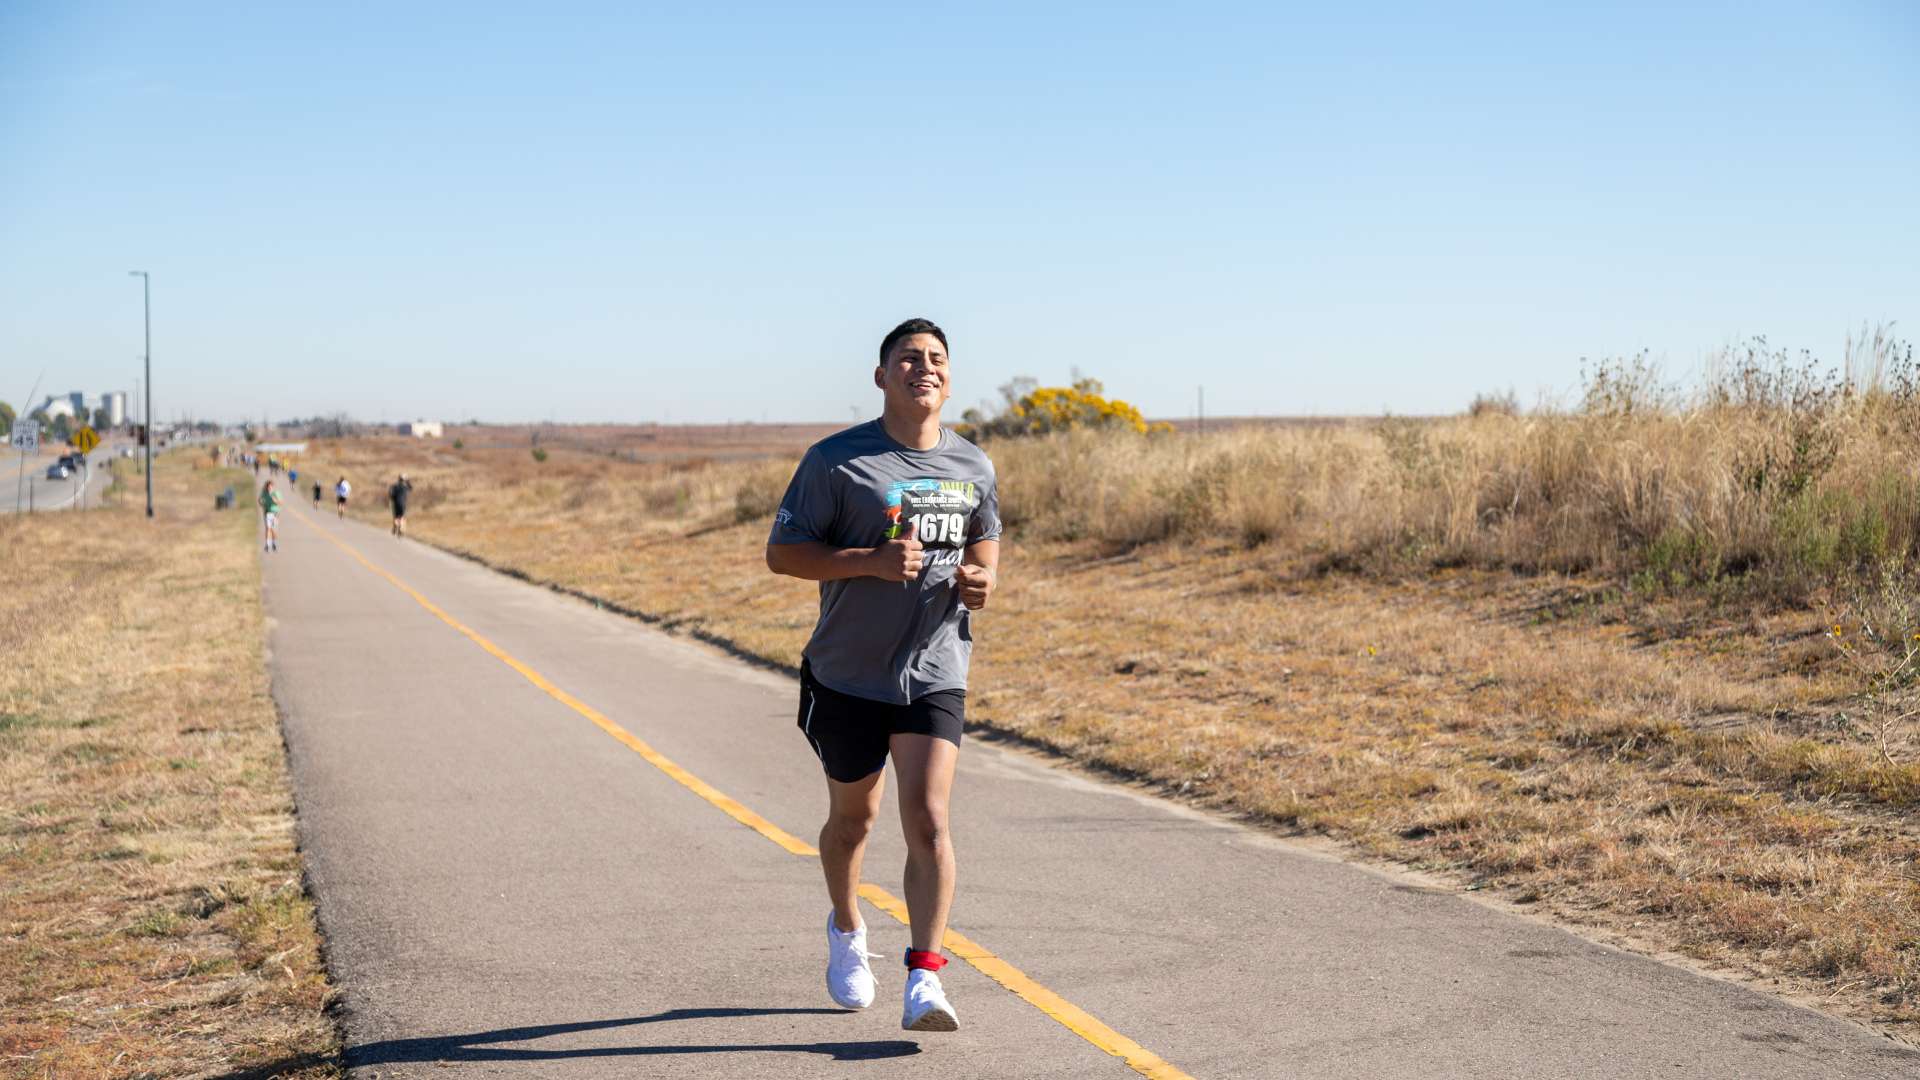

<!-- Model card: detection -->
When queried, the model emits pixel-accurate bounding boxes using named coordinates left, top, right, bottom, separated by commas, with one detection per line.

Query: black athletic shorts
left=797, top=659, right=964, bottom=783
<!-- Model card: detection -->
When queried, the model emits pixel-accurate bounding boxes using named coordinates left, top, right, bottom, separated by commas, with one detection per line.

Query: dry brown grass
left=0, top=455, right=338, bottom=1079
left=301, top=418, right=1920, bottom=1041
left=992, top=405, right=1920, bottom=599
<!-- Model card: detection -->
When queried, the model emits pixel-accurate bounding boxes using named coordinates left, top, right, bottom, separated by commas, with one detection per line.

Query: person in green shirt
left=259, top=480, right=283, bottom=553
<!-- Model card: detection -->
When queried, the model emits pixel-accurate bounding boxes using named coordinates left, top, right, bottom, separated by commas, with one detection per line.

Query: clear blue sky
left=4, top=2, right=1916, bottom=425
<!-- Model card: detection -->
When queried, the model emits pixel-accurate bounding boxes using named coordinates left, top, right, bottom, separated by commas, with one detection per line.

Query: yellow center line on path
left=285, top=509, right=1195, bottom=1080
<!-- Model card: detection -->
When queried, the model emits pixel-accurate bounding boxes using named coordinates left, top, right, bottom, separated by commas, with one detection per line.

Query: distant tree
left=1467, top=389, right=1521, bottom=418
left=0, top=400, right=13, bottom=437
left=91, top=407, right=111, bottom=430
left=49, top=412, right=73, bottom=442
left=956, top=375, right=1168, bottom=441
left=531, top=447, right=548, bottom=463
left=308, top=412, right=356, bottom=438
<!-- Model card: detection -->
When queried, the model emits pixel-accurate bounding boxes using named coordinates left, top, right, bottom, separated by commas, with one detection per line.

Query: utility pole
left=1198, top=385, right=1205, bottom=437
left=129, top=271, right=153, bottom=517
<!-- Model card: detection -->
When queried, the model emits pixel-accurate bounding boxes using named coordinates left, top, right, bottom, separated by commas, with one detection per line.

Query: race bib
left=885, top=479, right=979, bottom=549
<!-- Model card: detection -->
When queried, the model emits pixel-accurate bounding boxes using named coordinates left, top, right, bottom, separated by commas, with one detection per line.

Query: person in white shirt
left=334, top=477, right=351, bottom=519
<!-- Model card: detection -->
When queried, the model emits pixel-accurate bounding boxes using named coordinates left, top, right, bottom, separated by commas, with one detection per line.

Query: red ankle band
left=905, top=949, right=948, bottom=971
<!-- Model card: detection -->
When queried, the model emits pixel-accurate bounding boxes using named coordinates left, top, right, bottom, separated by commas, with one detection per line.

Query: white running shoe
left=825, top=912, right=879, bottom=1009
left=901, top=968, right=959, bottom=1031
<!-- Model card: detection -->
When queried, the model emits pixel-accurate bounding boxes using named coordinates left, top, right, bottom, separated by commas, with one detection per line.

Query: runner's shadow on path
left=210, top=1008, right=919, bottom=1078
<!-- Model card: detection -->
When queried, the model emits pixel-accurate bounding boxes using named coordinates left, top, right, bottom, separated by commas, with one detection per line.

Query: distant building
left=398, top=419, right=444, bottom=438
left=69, top=391, right=88, bottom=416
left=100, top=391, right=127, bottom=426
left=37, top=396, right=76, bottom=421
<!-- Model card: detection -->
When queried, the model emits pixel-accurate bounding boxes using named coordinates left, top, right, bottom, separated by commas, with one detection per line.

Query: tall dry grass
left=994, top=336, right=1920, bottom=604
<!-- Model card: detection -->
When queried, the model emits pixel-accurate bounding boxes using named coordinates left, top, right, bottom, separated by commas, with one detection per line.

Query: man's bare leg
left=890, top=733, right=958, bottom=952
left=821, top=769, right=885, bottom=931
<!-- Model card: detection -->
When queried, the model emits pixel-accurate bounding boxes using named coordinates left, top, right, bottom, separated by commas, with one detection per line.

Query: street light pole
left=129, top=271, right=152, bottom=518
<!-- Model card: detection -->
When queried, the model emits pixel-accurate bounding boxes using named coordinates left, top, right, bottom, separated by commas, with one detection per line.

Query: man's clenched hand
left=870, top=521, right=925, bottom=582
left=955, top=562, right=994, bottom=610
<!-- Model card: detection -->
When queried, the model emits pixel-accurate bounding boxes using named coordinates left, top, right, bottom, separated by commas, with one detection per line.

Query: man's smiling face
left=876, top=332, right=952, bottom=416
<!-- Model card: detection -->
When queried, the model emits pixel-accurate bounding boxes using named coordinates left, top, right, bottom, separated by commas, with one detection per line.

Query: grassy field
left=302, top=376, right=1920, bottom=1040
left=0, top=454, right=338, bottom=1078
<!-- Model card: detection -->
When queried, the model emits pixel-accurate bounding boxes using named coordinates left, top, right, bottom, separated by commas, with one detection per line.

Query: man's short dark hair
left=879, top=318, right=948, bottom=364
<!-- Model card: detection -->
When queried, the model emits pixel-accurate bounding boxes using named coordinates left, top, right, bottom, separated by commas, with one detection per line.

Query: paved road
left=262, top=496, right=1920, bottom=1079
left=0, top=446, right=115, bottom=513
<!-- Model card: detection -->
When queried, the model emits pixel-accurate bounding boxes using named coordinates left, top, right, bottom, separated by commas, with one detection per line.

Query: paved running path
left=262, top=498, right=1919, bottom=1079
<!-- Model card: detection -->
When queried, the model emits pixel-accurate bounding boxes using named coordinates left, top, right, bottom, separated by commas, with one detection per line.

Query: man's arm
left=767, top=522, right=925, bottom=583
left=955, top=539, right=999, bottom=610
left=765, top=541, right=882, bottom=582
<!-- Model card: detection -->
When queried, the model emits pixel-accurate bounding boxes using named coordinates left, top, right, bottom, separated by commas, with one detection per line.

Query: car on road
left=45, top=462, right=72, bottom=479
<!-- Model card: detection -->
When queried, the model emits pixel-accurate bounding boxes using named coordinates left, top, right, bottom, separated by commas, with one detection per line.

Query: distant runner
left=311, top=481, right=323, bottom=509
left=766, top=317, right=1000, bottom=1033
left=334, top=476, right=350, bottom=519
left=389, top=474, right=412, bottom=537
left=259, top=480, right=282, bottom=553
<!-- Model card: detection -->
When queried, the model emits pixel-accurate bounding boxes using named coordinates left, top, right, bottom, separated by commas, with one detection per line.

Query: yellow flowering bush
left=958, top=377, right=1168, bottom=441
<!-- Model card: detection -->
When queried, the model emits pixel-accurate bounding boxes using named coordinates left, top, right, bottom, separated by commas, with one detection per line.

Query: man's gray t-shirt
left=768, top=420, right=1001, bottom=705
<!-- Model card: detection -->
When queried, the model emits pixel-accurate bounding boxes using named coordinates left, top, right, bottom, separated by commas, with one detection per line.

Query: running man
left=765, top=317, right=1000, bottom=1032
left=259, top=480, right=282, bottom=553
left=334, top=476, right=350, bottom=518
left=311, top=481, right=323, bottom=509
left=389, top=474, right=412, bottom=537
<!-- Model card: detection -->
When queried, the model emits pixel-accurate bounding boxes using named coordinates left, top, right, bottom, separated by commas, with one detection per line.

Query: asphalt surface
left=0, top=445, right=115, bottom=513
left=262, top=496, right=1920, bottom=1079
